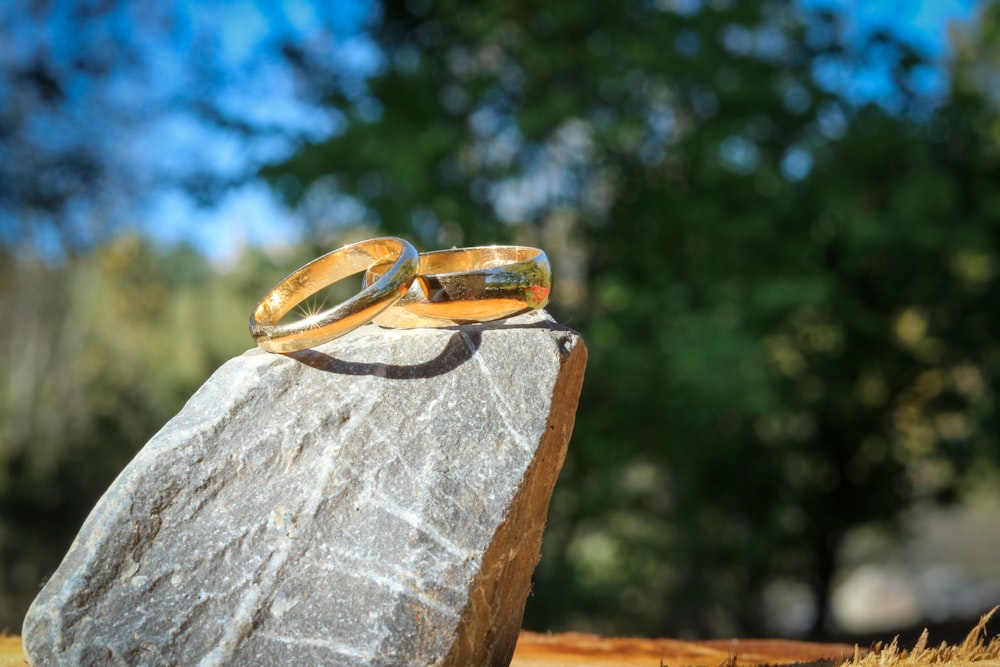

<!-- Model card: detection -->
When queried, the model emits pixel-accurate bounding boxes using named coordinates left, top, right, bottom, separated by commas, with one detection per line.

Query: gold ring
left=249, top=237, right=418, bottom=353
left=363, top=245, right=551, bottom=328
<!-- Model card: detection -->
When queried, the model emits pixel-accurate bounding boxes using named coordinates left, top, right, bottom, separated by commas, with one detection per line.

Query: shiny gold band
left=249, top=237, right=418, bottom=353
left=364, top=245, right=551, bottom=329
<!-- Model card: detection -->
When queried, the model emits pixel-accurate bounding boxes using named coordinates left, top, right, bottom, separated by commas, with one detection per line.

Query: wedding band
left=249, top=237, right=418, bottom=353
left=363, top=245, right=551, bottom=328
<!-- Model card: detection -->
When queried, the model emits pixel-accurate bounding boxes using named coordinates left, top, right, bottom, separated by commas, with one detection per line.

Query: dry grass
left=839, top=607, right=1000, bottom=667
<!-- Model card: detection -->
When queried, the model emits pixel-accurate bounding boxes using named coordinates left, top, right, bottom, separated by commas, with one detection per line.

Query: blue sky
left=804, top=0, right=979, bottom=108
left=0, top=0, right=377, bottom=259
left=57, top=0, right=981, bottom=264
left=812, top=0, right=977, bottom=54
left=134, top=0, right=381, bottom=264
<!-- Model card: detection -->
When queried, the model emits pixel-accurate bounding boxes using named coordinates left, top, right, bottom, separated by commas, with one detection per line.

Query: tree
left=266, top=0, right=1000, bottom=637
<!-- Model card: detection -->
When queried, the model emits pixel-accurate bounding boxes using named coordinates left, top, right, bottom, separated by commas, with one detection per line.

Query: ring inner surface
left=419, top=246, right=540, bottom=275
left=254, top=240, right=403, bottom=327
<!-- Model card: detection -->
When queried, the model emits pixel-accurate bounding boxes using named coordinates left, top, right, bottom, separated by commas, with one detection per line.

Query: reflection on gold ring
left=364, top=245, right=551, bottom=329
left=249, top=237, right=418, bottom=353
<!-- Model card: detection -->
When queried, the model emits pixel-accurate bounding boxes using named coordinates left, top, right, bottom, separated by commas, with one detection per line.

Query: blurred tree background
left=3, top=0, right=1000, bottom=641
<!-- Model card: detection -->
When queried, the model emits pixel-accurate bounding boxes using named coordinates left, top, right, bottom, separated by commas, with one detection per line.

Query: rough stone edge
left=22, top=315, right=586, bottom=667
left=20, top=351, right=280, bottom=664
left=443, top=326, right=588, bottom=666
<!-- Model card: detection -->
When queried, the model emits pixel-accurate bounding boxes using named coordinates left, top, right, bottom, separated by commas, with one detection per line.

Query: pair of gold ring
left=249, top=237, right=551, bottom=353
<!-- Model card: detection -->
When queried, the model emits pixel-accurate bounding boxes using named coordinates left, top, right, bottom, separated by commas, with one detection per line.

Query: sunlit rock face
left=22, top=310, right=586, bottom=667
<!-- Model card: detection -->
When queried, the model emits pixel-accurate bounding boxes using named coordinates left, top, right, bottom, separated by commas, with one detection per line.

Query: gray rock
left=22, top=310, right=586, bottom=667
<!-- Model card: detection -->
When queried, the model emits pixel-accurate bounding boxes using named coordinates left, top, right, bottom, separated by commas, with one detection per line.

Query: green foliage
left=263, top=0, right=1000, bottom=638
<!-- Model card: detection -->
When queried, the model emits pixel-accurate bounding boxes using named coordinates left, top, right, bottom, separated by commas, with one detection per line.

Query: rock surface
left=22, top=310, right=586, bottom=667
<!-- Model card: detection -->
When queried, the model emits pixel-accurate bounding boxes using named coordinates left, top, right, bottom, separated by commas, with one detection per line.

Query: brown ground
left=0, top=636, right=24, bottom=667
left=3, top=632, right=857, bottom=667
left=4, top=610, right=997, bottom=667
left=510, top=630, right=856, bottom=666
